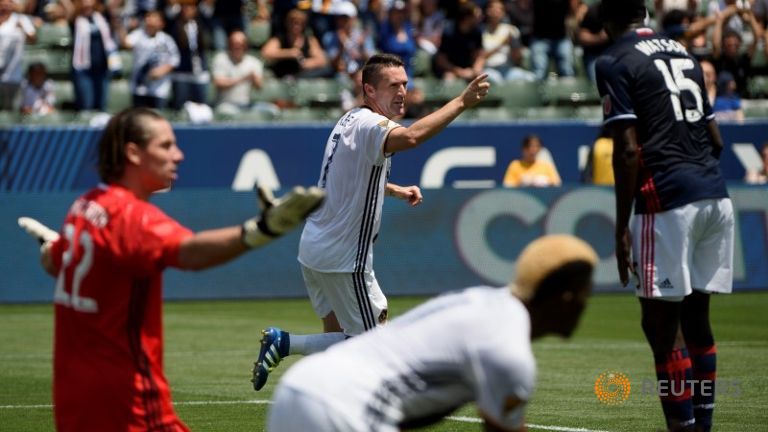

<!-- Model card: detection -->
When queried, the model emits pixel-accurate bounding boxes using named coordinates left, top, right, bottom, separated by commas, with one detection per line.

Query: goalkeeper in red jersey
left=18, top=107, right=323, bottom=432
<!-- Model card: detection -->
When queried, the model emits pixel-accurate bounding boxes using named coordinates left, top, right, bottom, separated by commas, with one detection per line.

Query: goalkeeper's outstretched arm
left=20, top=186, right=324, bottom=273
left=177, top=186, right=324, bottom=270
left=17, top=217, right=60, bottom=277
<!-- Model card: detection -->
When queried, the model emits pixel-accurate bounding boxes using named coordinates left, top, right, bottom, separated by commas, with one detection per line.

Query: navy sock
left=655, top=348, right=695, bottom=431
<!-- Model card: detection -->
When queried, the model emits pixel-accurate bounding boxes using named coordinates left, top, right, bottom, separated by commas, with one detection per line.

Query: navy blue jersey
left=596, top=28, right=728, bottom=214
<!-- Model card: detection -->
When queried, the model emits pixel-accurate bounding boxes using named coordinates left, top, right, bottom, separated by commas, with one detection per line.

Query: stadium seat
left=742, top=99, right=768, bottom=118
left=0, top=111, right=18, bottom=125
left=247, top=20, right=271, bottom=48
left=18, top=111, right=72, bottom=125
left=107, top=79, right=132, bottom=113
left=278, top=107, right=330, bottom=122
left=517, top=106, right=576, bottom=120
left=574, top=105, right=603, bottom=121
left=472, top=107, right=515, bottom=121
left=252, top=78, right=292, bottom=104
left=293, top=79, right=342, bottom=107
left=119, top=50, right=134, bottom=74
left=540, top=77, right=600, bottom=107
left=748, top=76, right=768, bottom=99
left=24, top=49, right=70, bottom=80
left=35, top=23, right=72, bottom=48
left=495, top=81, right=544, bottom=108
left=53, top=80, right=74, bottom=110
left=411, top=49, right=433, bottom=78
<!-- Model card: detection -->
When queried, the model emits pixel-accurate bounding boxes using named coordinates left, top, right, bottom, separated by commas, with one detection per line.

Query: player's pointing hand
left=461, top=74, right=491, bottom=109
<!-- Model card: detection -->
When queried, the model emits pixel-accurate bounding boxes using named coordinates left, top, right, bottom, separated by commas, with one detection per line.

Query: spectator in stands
left=0, top=0, right=36, bottom=111
left=503, top=134, right=562, bottom=187
left=701, top=59, right=718, bottom=106
left=121, top=10, right=180, bottom=108
left=653, top=0, right=698, bottom=24
left=507, top=0, right=534, bottom=46
left=712, top=4, right=763, bottom=97
left=377, top=0, right=418, bottom=80
left=433, top=2, right=485, bottom=81
left=483, top=0, right=535, bottom=82
left=261, top=8, right=330, bottom=79
left=660, top=8, right=718, bottom=60
left=530, top=0, right=574, bottom=80
left=745, top=142, right=768, bottom=184
left=713, top=70, right=745, bottom=123
left=212, top=30, right=269, bottom=113
left=20, top=61, right=56, bottom=115
left=581, top=126, right=614, bottom=186
left=415, top=0, right=444, bottom=55
left=168, top=0, right=210, bottom=110
left=199, top=0, right=246, bottom=50
left=576, top=1, right=610, bottom=82
left=68, top=0, right=121, bottom=112
left=322, top=2, right=374, bottom=79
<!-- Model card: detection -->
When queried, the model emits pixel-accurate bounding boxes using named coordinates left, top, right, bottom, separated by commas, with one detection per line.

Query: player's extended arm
left=385, top=183, right=423, bottom=206
left=383, top=74, right=491, bottom=154
left=610, top=121, right=639, bottom=287
left=177, top=186, right=324, bottom=270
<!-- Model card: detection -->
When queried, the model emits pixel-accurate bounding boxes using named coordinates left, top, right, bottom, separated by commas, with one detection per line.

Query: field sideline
left=1, top=292, right=766, bottom=431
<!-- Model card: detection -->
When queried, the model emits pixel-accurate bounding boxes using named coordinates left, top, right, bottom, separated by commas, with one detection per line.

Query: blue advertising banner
left=0, top=122, right=765, bottom=191
left=1, top=186, right=766, bottom=303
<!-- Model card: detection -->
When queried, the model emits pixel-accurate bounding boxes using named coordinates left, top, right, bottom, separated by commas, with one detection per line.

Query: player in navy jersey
left=596, top=1, right=734, bottom=431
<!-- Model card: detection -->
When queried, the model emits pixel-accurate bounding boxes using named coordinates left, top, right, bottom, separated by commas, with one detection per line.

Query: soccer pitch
left=1, top=292, right=766, bottom=431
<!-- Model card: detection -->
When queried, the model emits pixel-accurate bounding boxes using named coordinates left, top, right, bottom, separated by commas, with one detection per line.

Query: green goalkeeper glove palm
left=242, top=185, right=325, bottom=248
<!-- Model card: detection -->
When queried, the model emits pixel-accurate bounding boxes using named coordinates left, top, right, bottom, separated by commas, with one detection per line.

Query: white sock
left=288, top=332, right=346, bottom=356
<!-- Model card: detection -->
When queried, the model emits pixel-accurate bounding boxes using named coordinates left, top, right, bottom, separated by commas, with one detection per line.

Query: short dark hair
left=600, top=0, right=646, bottom=30
left=522, top=134, right=541, bottom=149
left=98, top=107, right=165, bottom=183
left=362, top=53, right=405, bottom=87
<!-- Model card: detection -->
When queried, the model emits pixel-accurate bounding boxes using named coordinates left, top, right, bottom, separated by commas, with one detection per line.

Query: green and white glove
left=242, top=185, right=325, bottom=248
left=18, top=217, right=60, bottom=244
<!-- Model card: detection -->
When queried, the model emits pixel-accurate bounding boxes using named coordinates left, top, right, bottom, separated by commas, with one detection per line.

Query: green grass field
left=1, top=292, right=767, bottom=431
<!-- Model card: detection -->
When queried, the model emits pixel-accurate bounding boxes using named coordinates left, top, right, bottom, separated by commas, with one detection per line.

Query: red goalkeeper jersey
left=50, top=184, right=193, bottom=432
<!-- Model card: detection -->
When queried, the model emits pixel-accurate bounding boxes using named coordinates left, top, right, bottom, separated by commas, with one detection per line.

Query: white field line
left=2, top=340, right=765, bottom=361
left=446, top=417, right=612, bottom=432
left=0, top=400, right=612, bottom=432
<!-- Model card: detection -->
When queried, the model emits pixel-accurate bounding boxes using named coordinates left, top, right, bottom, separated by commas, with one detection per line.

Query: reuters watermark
left=594, top=371, right=743, bottom=405
left=594, top=371, right=631, bottom=405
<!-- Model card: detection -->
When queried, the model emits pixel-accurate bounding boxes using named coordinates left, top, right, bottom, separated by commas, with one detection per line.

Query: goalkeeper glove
left=18, top=217, right=60, bottom=245
left=241, top=185, right=324, bottom=248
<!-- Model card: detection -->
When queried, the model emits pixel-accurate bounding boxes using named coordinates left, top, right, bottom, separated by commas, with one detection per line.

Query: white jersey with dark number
left=278, top=287, right=535, bottom=431
left=298, top=107, right=400, bottom=273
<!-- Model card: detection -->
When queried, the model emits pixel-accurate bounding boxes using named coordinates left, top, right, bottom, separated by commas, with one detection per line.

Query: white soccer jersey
left=276, top=287, right=535, bottom=431
left=126, top=29, right=180, bottom=98
left=298, top=107, right=401, bottom=273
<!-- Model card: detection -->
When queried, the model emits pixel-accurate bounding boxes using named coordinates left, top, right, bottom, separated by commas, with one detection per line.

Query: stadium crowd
left=1, top=0, right=768, bottom=122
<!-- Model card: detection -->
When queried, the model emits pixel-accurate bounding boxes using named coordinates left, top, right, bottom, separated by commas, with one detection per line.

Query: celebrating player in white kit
left=266, top=234, right=598, bottom=431
left=251, top=53, right=491, bottom=391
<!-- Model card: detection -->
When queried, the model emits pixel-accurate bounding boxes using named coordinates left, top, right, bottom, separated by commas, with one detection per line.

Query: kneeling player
left=267, top=234, right=598, bottom=432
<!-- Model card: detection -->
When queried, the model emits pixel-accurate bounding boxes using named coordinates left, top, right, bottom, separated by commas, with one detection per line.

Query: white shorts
left=301, top=265, right=388, bottom=336
left=631, top=198, right=734, bottom=300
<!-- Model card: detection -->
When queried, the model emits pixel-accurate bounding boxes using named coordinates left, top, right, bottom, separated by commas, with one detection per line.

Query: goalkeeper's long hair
left=98, top=107, right=165, bottom=183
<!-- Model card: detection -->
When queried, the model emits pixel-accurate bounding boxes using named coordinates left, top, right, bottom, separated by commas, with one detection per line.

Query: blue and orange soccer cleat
left=251, top=327, right=289, bottom=391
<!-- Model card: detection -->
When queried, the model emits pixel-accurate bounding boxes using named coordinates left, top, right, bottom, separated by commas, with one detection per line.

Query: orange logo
left=594, top=371, right=631, bottom=405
